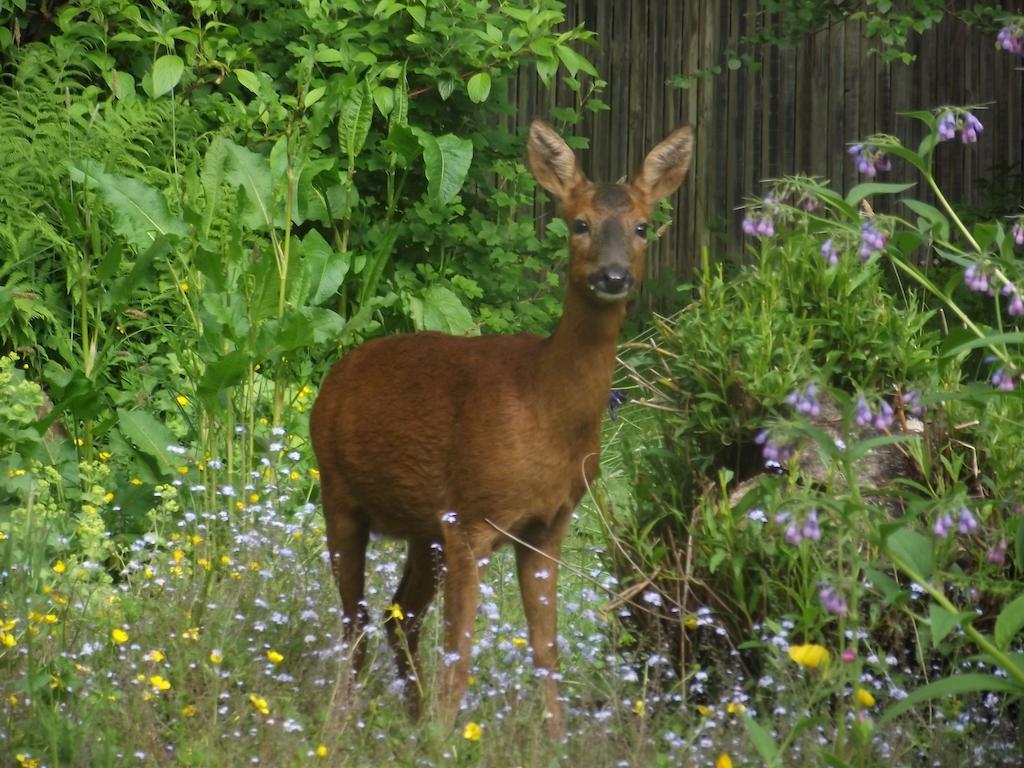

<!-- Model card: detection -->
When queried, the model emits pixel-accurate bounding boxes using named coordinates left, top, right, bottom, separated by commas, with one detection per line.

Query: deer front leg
left=515, top=528, right=567, bottom=738
left=438, top=526, right=481, bottom=728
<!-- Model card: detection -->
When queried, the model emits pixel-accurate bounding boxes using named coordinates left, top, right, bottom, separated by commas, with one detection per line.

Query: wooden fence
left=509, top=1, right=1024, bottom=304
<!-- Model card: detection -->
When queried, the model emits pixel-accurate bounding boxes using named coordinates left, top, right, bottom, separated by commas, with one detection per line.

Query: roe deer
left=310, top=119, right=693, bottom=735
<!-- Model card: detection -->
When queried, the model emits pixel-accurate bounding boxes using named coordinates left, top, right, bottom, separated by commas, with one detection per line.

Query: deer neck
left=537, top=285, right=626, bottom=423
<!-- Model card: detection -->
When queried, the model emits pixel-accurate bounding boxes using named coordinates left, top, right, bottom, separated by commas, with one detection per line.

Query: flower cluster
left=820, top=238, right=840, bottom=266
left=848, top=143, right=891, bottom=177
left=937, top=110, right=984, bottom=144
left=854, top=396, right=894, bottom=432
left=786, top=384, right=821, bottom=418
left=859, top=221, right=888, bottom=261
left=933, top=507, right=978, bottom=539
left=997, top=24, right=1024, bottom=56
left=818, top=584, right=848, bottom=616
left=964, top=262, right=995, bottom=296
left=742, top=211, right=776, bottom=238
left=755, top=428, right=794, bottom=468
left=1002, top=284, right=1024, bottom=317
left=990, top=366, right=1018, bottom=392
left=1012, top=222, right=1024, bottom=246
left=777, top=509, right=821, bottom=544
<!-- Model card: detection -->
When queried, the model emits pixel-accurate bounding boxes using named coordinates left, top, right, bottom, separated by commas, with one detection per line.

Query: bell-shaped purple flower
left=961, top=112, right=983, bottom=144
left=801, top=509, right=821, bottom=541
left=1012, top=223, right=1024, bottom=246
left=937, top=111, right=957, bottom=141
left=854, top=396, right=873, bottom=428
left=933, top=512, right=954, bottom=539
left=820, top=239, right=840, bottom=266
left=991, top=367, right=1018, bottom=391
left=998, top=26, right=1024, bottom=56
left=957, top=507, right=978, bottom=535
left=819, top=585, right=848, bottom=616
left=872, top=400, right=894, bottom=432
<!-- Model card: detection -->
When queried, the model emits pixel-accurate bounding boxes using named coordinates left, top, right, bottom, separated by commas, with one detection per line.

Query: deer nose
left=588, top=266, right=634, bottom=299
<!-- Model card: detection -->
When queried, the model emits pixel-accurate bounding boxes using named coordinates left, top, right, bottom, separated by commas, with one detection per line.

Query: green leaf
left=940, top=332, right=1024, bottom=358
left=741, top=715, right=782, bottom=768
left=467, top=72, right=491, bottom=103
left=151, top=54, right=184, bottom=97
left=886, top=527, right=933, bottom=580
left=200, top=136, right=229, bottom=237
left=235, top=69, right=259, bottom=94
left=411, top=129, right=474, bottom=205
left=67, top=160, right=188, bottom=251
left=878, top=674, right=1021, bottom=727
left=903, top=198, right=950, bottom=241
left=408, top=285, right=475, bottom=334
left=197, top=350, right=251, bottom=405
left=118, top=409, right=176, bottom=475
left=304, top=86, right=326, bottom=108
left=844, top=181, right=916, bottom=207
left=556, top=44, right=598, bottom=77
left=995, top=592, right=1024, bottom=649
left=339, top=80, right=374, bottom=170
left=302, top=230, right=350, bottom=305
left=929, top=603, right=961, bottom=646
left=221, top=140, right=276, bottom=230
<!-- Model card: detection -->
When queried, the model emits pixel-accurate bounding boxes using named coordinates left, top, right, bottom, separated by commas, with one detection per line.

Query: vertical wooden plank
left=828, top=17, right=847, bottom=192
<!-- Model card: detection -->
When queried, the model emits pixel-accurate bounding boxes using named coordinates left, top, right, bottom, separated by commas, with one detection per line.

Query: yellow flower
left=855, top=687, right=876, bottom=708
left=387, top=603, right=404, bottom=621
left=8, top=694, right=17, bottom=705
left=633, top=698, right=646, bottom=717
left=727, top=701, right=746, bottom=715
left=266, top=650, right=284, bottom=664
left=1, top=632, right=17, bottom=648
left=130, top=478, right=143, bottom=486
left=43, top=614, right=58, bottom=624
left=147, top=650, right=165, bottom=663
left=176, top=395, right=189, bottom=406
left=684, top=616, right=698, bottom=630
left=209, top=649, right=223, bottom=664
left=177, top=466, right=189, bottom=475
left=98, top=451, right=112, bottom=461
left=716, top=754, right=733, bottom=768
left=249, top=493, right=260, bottom=504
left=462, top=721, right=482, bottom=742
left=111, top=628, right=129, bottom=645
left=182, top=627, right=199, bottom=641
left=173, top=549, right=185, bottom=563
left=181, top=704, right=197, bottom=718
left=788, top=643, right=830, bottom=669
left=149, top=675, right=171, bottom=691
left=696, top=704, right=713, bottom=717
left=103, top=491, right=114, bottom=503
left=315, top=744, right=328, bottom=758
left=309, top=468, right=320, bottom=480
left=511, top=637, right=528, bottom=648
left=249, top=693, right=270, bottom=715
left=179, top=282, right=189, bottom=293
left=52, top=560, right=66, bottom=574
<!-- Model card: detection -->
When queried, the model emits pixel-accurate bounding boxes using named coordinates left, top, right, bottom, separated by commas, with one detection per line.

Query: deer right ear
left=527, top=120, right=586, bottom=200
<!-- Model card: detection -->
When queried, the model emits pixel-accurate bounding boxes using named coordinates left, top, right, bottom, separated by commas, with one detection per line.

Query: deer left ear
left=632, top=126, right=693, bottom=203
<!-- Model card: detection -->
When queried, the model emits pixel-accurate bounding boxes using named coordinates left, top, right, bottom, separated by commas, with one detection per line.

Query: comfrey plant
left=728, top=98, right=1024, bottom=764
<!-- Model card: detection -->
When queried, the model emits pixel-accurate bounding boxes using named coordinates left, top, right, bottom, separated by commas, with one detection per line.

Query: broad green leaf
left=302, top=230, right=350, bottom=305
left=928, top=603, right=961, bottom=646
left=995, top=592, right=1024, bottom=649
left=200, top=136, right=230, bottom=237
left=235, top=68, right=259, bottom=94
left=221, top=140, right=276, bottom=230
left=556, top=43, right=598, bottom=77
left=106, top=69, right=136, bottom=101
left=197, top=350, right=251, bottom=405
left=118, top=409, right=176, bottom=474
left=844, top=181, right=915, bottom=207
left=408, top=285, right=475, bottom=334
left=67, top=160, right=188, bottom=251
left=878, top=674, right=1021, bottom=727
left=437, top=78, right=455, bottom=101
left=885, top=527, right=933, bottom=580
left=151, top=54, right=184, bottom=97
left=467, top=72, right=491, bottom=103
left=339, top=80, right=374, bottom=170
left=390, top=63, right=408, bottom=130
left=741, top=715, right=782, bottom=768
left=411, top=129, right=474, bottom=205
left=304, top=86, right=326, bottom=108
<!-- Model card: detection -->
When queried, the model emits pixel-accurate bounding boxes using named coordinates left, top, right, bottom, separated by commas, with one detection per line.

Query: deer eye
left=572, top=219, right=590, bottom=235
left=635, top=222, right=649, bottom=238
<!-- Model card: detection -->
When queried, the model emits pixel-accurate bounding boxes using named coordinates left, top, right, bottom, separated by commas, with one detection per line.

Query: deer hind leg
left=321, top=473, right=370, bottom=672
left=515, top=518, right=570, bottom=738
left=437, top=523, right=482, bottom=728
left=385, top=537, right=441, bottom=718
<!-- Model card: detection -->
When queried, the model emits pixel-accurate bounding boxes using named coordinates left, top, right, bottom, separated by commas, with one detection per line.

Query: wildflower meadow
left=3, top=3, right=1024, bottom=767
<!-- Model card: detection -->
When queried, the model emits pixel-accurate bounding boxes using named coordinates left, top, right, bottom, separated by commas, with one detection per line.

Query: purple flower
left=937, top=111, right=958, bottom=141
left=998, top=25, right=1024, bottom=56
left=933, top=512, right=954, bottom=539
left=788, top=384, right=821, bottom=418
left=991, top=366, right=1018, bottom=391
left=872, top=400, right=894, bottom=432
left=964, top=262, right=993, bottom=295
left=988, top=537, right=1007, bottom=565
left=855, top=396, right=873, bottom=428
left=859, top=221, right=887, bottom=261
left=608, top=389, right=627, bottom=420
left=819, top=585, right=848, bottom=617
left=1013, top=223, right=1024, bottom=246
left=901, top=390, right=925, bottom=418
left=820, top=239, right=840, bottom=266
left=957, top=507, right=978, bottom=535
left=756, top=429, right=794, bottom=467
left=849, top=143, right=891, bottom=177
left=961, top=112, right=983, bottom=144
left=801, top=509, right=821, bottom=541
left=1008, top=289, right=1024, bottom=317
left=799, top=195, right=820, bottom=213
left=742, top=213, right=775, bottom=238
left=785, top=521, right=803, bottom=545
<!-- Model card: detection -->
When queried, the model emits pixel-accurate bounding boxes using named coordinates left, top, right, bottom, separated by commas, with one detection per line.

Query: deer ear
left=633, top=126, right=693, bottom=202
left=527, top=120, right=586, bottom=200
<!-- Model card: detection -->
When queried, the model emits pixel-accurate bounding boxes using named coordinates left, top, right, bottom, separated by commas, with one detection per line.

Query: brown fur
left=310, top=120, right=693, bottom=736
